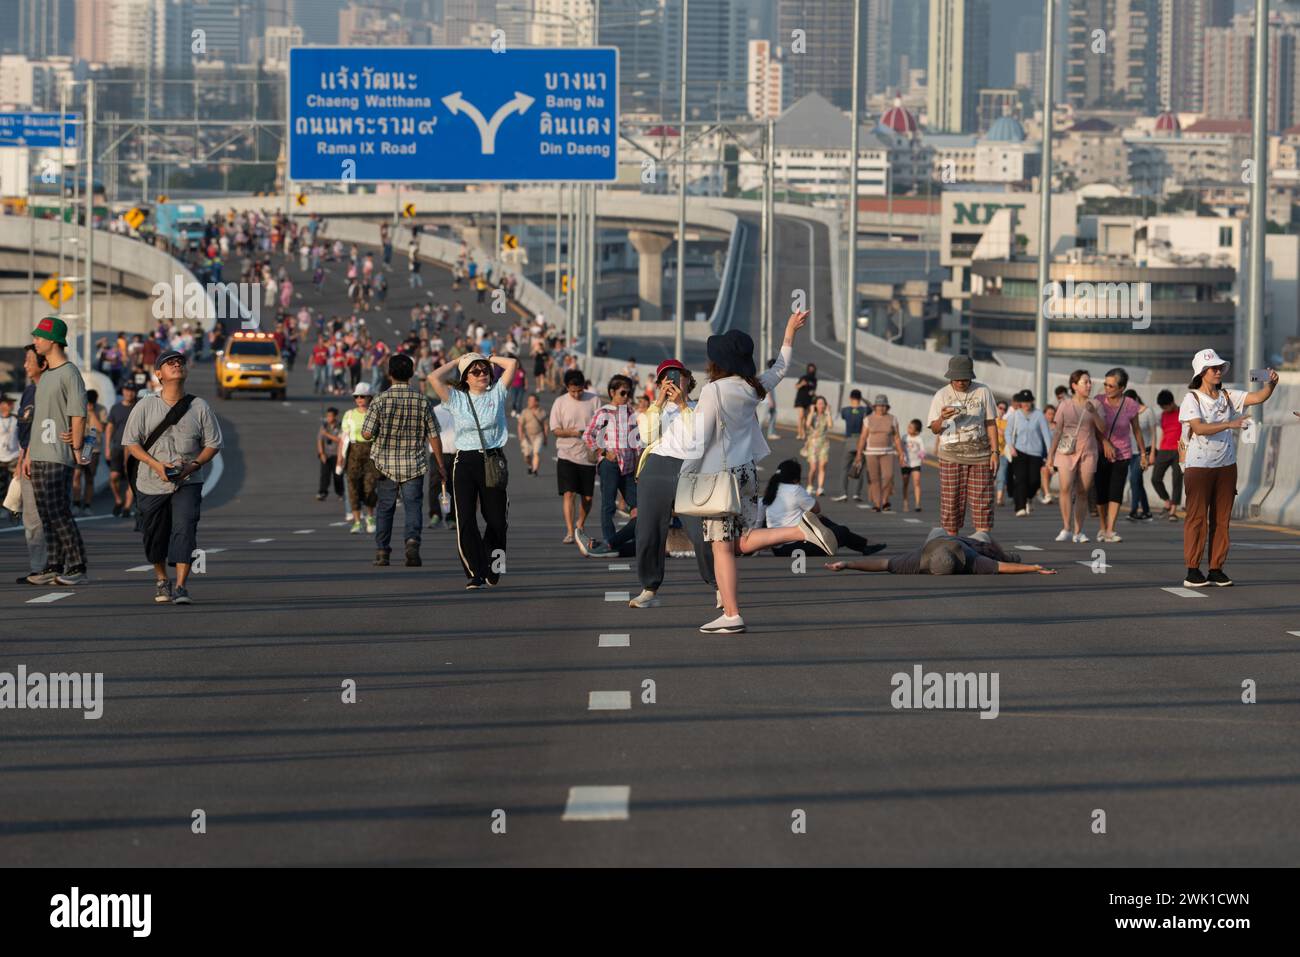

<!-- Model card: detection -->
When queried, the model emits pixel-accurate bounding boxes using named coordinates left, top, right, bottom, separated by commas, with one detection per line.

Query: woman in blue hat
left=667, top=310, right=809, bottom=634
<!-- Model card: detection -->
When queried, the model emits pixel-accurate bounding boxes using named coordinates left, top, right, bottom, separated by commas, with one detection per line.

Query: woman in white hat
left=1179, top=348, right=1277, bottom=587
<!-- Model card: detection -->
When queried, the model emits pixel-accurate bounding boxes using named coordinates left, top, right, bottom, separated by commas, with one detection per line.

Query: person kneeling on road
left=825, top=528, right=1056, bottom=576
left=122, top=350, right=224, bottom=605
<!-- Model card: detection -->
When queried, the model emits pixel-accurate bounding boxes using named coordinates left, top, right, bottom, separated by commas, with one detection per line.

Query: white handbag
left=3, top=474, right=21, bottom=514
left=674, top=407, right=742, bottom=518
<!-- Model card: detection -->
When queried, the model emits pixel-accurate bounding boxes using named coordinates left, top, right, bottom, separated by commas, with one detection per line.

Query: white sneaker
left=700, top=613, right=746, bottom=634
left=798, top=511, right=839, bottom=555
left=1015, top=508, right=1029, bottom=517
left=1073, top=531, right=1089, bottom=544
left=628, top=589, right=660, bottom=608
left=1040, top=495, right=1053, bottom=504
left=1055, top=528, right=1071, bottom=542
left=832, top=494, right=849, bottom=502
left=1106, top=531, right=1122, bottom=543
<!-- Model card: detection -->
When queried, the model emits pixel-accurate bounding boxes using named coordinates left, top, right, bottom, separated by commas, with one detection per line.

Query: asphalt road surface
left=3, top=241, right=1299, bottom=866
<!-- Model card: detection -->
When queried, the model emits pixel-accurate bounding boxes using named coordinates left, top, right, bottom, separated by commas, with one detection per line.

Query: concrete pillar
left=628, top=229, right=672, bottom=323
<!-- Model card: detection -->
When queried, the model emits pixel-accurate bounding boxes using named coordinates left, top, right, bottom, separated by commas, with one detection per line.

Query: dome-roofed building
left=984, top=113, right=1027, bottom=143
left=878, top=95, right=919, bottom=137
left=1154, top=110, right=1181, bottom=135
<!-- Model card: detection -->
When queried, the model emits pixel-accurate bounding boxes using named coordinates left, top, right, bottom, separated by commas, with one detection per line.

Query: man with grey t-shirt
left=122, top=350, right=223, bottom=605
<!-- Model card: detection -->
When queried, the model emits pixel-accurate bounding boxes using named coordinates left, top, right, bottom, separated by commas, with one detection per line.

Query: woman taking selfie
left=626, top=359, right=715, bottom=608
left=667, top=310, right=808, bottom=634
left=1047, top=369, right=1112, bottom=544
left=428, top=351, right=518, bottom=589
left=1179, top=349, right=1277, bottom=588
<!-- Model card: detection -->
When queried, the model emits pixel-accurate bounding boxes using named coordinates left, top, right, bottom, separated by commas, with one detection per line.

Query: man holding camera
left=123, top=350, right=224, bottom=605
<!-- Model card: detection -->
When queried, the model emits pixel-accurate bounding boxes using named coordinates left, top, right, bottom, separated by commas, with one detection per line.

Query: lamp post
left=1033, top=0, right=1058, bottom=404
left=1246, top=0, right=1270, bottom=377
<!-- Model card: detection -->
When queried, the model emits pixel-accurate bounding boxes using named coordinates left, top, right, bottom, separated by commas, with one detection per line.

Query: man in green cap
left=24, top=315, right=90, bottom=586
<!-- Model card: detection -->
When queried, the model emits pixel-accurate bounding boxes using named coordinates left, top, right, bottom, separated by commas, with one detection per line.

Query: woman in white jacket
left=668, top=310, right=818, bottom=634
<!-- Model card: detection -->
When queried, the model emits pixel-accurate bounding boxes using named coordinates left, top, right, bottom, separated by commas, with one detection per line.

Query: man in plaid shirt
left=582, top=374, right=643, bottom=547
left=361, top=353, right=446, bottom=567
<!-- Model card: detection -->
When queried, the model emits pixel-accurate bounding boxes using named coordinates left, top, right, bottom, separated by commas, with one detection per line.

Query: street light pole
left=760, top=119, right=770, bottom=364
left=844, top=0, right=862, bottom=386
left=84, top=78, right=95, bottom=363
left=1034, top=0, right=1057, bottom=403
left=586, top=184, right=596, bottom=360
left=1246, top=0, right=1270, bottom=376
left=765, top=117, right=776, bottom=362
left=674, top=0, right=689, bottom=359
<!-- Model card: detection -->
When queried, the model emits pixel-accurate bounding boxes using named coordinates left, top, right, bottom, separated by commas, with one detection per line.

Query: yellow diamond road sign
left=296, top=192, right=308, bottom=207
left=39, top=276, right=75, bottom=308
left=155, top=194, right=168, bottom=205
left=124, top=207, right=147, bottom=230
left=504, top=234, right=519, bottom=250
left=403, top=203, right=416, bottom=218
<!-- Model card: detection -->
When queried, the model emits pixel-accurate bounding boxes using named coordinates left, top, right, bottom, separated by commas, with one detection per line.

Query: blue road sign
left=288, top=47, right=618, bottom=183
left=0, top=112, right=80, bottom=149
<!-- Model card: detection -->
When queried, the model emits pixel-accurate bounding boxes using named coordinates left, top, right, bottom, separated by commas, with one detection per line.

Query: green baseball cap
left=32, top=315, right=68, bottom=346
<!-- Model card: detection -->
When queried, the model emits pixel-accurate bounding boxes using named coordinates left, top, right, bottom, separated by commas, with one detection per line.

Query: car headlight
left=225, top=361, right=241, bottom=370
left=271, top=363, right=285, bottom=371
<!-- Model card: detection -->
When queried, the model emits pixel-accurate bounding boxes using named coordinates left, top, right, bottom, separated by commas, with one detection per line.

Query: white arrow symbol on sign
left=441, top=91, right=535, bottom=155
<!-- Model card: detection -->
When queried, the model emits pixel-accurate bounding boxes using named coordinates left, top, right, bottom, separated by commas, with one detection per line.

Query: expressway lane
left=2, top=237, right=1299, bottom=866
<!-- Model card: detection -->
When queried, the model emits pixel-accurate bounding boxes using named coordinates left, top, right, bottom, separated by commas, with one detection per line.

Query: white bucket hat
left=1192, top=348, right=1230, bottom=377
left=352, top=382, right=373, bottom=397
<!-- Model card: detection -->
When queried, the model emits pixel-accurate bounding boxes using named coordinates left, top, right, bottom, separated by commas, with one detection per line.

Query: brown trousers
left=1182, top=464, right=1237, bottom=570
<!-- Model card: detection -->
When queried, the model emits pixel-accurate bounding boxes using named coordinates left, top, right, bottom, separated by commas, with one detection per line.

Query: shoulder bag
left=465, top=391, right=508, bottom=489
left=674, top=400, right=741, bottom=518
left=1056, top=401, right=1086, bottom=455
left=126, top=395, right=197, bottom=495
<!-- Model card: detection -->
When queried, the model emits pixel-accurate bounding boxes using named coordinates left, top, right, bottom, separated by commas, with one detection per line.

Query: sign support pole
left=674, top=0, right=689, bottom=360
left=84, top=78, right=95, bottom=363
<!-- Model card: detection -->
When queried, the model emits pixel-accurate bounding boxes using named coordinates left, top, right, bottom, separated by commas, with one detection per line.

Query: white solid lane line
left=604, top=591, right=630, bottom=602
left=28, top=592, right=75, bottom=603
left=562, top=786, right=630, bottom=822
left=1162, top=587, right=1208, bottom=599
left=588, top=691, right=632, bottom=710
left=598, top=633, right=630, bottom=648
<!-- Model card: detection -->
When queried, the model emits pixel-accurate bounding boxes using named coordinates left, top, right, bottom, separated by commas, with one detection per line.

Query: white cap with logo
left=1192, top=348, right=1230, bottom=376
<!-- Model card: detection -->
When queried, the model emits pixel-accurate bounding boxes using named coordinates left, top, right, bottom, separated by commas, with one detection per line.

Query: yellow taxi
left=215, top=331, right=287, bottom=400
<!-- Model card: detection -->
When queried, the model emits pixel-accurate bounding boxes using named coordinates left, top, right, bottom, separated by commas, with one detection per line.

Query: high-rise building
left=529, top=0, right=594, bottom=46
left=191, top=0, right=252, bottom=64
left=747, top=38, right=783, bottom=119
left=73, top=0, right=112, bottom=62
left=259, top=25, right=302, bottom=71
left=1065, top=0, right=1157, bottom=112
left=1202, top=14, right=1297, bottom=132
left=1157, top=0, right=1233, bottom=112
left=661, top=0, right=749, bottom=120
left=891, top=0, right=928, bottom=89
left=928, top=0, right=989, bottom=133
left=1014, top=50, right=1043, bottom=93
left=445, top=0, right=498, bottom=46
left=776, top=0, right=879, bottom=114
left=294, top=0, right=347, bottom=45
left=19, top=0, right=75, bottom=59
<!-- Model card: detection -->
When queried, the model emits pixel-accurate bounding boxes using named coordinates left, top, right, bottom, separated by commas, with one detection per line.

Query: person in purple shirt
left=1093, top=367, right=1149, bottom=543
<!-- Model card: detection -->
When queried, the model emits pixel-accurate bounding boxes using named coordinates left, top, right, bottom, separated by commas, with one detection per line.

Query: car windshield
left=228, top=341, right=278, bottom=357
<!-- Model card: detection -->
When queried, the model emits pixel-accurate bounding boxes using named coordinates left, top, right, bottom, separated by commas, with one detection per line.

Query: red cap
left=655, top=359, right=687, bottom=379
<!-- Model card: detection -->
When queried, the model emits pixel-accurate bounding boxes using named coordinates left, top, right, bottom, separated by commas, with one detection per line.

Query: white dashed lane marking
left=250, top=538, right=274, bottom=543
left=562, top=786, right=630, bottom=822
left=126, top=565, right=154, bottom=572
left=1162, top=587, right=1207, bottom=599
left=604, top=591, right=630, bottom=602
left=607, top=563, right=630, bottom=571
left=903, top=518, right=922, bottom=524
left=1015, top=545, right=1043, bottom=551
left=1076, top=561, right=1112, bottom=571
left=293, top=529, right=315, bottom=535
left=588, top=691, right=631, bottom=710
left=598, top=633, right=630, bottom=648
left=330, top=521, right=350, bottom=527
left=28, top=592, right=75, bottom=604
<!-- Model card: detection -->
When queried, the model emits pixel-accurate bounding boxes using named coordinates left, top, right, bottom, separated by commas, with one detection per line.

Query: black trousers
left=137, top=483, right=201, bottom=567
left=1152, top=449, right=1183, bottom=506
left=318, top=456, right=344, bottom=497
left=1010, top=452, right=1043, bottom=510
left=452, top=450, right=508, bottom=582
